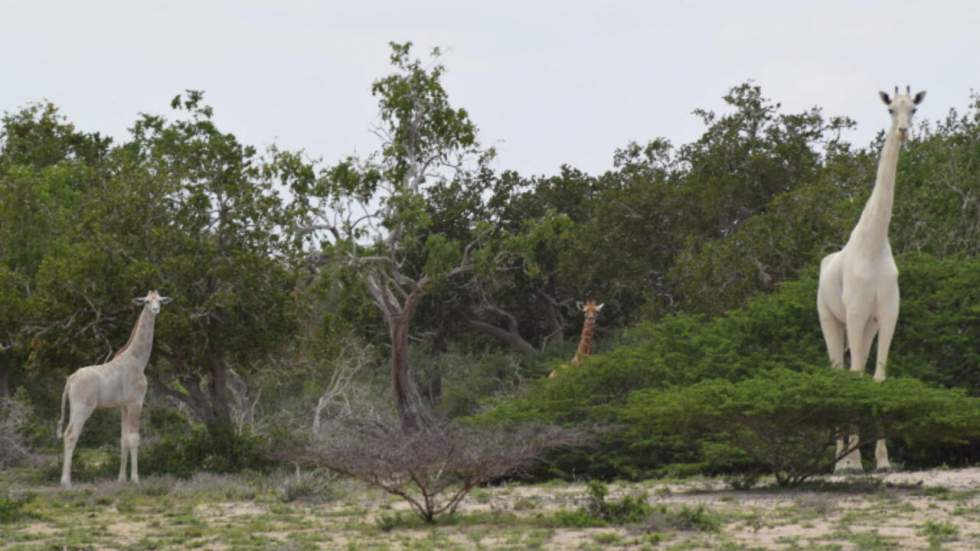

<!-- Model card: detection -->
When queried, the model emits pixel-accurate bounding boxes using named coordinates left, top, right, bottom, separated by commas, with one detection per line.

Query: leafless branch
left=312, top=341, right=375, bottom=437
left=281, top=414, right=592, bottom=523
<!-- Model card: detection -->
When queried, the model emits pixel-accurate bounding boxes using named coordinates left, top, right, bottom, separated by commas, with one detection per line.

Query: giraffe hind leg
left=61, top=403, right=95, bottom=487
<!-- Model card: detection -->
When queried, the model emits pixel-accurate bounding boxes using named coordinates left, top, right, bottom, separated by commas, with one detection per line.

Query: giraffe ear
left=159, top=296, right=173, bottom=305
left=879, top=91, right=891, bottom=106
left=133, top=297, right=147, bottom=305
left=576, top=301, right=584, bottom=311
left=596, top=303, right=605, bottom=311
left=913, top=90, right=926, bottom=105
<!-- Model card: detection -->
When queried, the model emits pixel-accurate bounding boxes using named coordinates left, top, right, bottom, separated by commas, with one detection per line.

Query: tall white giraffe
left=57, top=290, right=171, bottom=486
left=817, top=86, right=925, bottom=472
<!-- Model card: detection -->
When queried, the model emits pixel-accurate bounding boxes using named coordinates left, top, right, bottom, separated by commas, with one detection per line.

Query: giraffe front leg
left=873, top=297, right=899, bottom=472
left=118, top=438, right=129, bottom=482
left=123, top=404, right=142, bottom=483
left=128, top=433, right=140, bottom=484
left=837, top=314, right=873, bottom=473
left=119, top=408, right=129, bottom=482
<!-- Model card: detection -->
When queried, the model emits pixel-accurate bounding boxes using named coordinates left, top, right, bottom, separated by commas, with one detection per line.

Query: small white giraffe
left=817, top=86, right=925, bottom=473
left=57, top=290, right=171, bottom=487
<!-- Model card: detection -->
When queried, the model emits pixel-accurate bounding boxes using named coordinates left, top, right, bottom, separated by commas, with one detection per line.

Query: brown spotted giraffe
left=549, top=300, right=604, bottom=378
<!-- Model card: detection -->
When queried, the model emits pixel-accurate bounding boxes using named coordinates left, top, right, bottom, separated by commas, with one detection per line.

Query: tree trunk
left=207, top=355, right=232, bottom=427
left=0, top=359, right=9, bottom=399
left=391, top=316, right=420, bottom=432
left=539, top=291, right=565, bottom=347
left=467, top=320, right=536, bottom=354
left=150, top=351, right=233, bottom=428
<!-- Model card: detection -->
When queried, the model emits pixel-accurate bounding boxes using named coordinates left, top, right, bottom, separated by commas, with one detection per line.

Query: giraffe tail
left=56, top=378, right=70, bottom=439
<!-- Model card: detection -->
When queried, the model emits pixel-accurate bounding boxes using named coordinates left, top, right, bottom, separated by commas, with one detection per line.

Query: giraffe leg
left=873, top=294, right=899, bottom=472
left=123, top=403, right=143, bottom=483
left=118, top=407, right=129, bottom=482
left=61, top=403, right=94, bottom=488
left=838, top=312, right=874, bottom=473
left=818, top=302, right=850, bottom=473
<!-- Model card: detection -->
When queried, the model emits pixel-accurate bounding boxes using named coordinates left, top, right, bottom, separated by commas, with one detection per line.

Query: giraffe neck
left=114, top=306, right=156, bottom=369
left=571, top=318, right=595, bottom=365
left=850, top=124, right=901, bottom=252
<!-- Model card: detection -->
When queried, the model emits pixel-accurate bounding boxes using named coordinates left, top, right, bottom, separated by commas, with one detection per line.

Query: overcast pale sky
left=3, top=1, right=977, bottom=176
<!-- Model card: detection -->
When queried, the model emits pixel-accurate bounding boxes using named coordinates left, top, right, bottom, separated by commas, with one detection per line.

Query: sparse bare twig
left=282, top=415, right=591, bottom=523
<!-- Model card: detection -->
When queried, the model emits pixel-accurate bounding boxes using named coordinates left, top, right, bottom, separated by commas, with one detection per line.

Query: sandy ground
left=1, top=467, right=978, bottom=550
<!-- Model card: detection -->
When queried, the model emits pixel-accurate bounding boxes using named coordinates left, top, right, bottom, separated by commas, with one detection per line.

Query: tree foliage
left=625, top=369, right=980, bottom=486
left=299, top=42, right=497, bottom=431
left=2, top=47, right=979, bottom=480
left=17, top=93, right=304, bottom=438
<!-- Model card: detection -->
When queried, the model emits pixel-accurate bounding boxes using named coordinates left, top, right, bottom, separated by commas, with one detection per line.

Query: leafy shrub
left=277, top=469, right=335, bottom=503
left=625, top=369, right=980, bottom=486
left=476, top=274, right=826, bottom=479
left=549, top=508, right=606, bottom=528
left=583, top=481, right=652, bottom=524
left=38, top=446, right=117, bottom=483
left=479, top=254, right=980, bottom=479
left=375, top=512, right=412, bottom=532
left=172, top=472, right=257, bottom=500
left=919, top=520, right=958, bottom=544
left=134, top=423, right=269, bottom=478
left=643, top=505, right=721, bottom=533
left=0, top=493, right=35, bottom=523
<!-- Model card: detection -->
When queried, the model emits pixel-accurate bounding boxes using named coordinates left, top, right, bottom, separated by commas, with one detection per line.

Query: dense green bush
left=625, top=369, right=980, bottom=486
left=475, top=273, right=823, bottom=478
left=583, top=480, right=652, bottom=524
left=39, top=422, right=270, bottom=482
left=0, top=493, right=35, bottom=524
left=138, top=423, right=270, bottom=478
left=478, top=253, right=980, bottom=479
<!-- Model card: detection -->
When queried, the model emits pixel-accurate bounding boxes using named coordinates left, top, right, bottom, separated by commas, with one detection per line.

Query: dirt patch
left=194, top=501, right=267, bottom=517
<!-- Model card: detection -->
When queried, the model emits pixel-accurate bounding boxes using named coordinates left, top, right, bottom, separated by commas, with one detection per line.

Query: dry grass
left=0, top=467, right=978, bottom=549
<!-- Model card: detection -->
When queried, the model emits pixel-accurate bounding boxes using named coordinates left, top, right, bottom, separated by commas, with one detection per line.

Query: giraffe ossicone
left=817, top=86, right=924, bottom=473
left=57, top=290, right=171, bottom=487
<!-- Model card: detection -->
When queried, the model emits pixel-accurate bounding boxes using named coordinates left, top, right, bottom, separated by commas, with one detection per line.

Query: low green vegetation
left=626, top=369, right=980, bottom=486
left=0, top=492, right=34, bottom=524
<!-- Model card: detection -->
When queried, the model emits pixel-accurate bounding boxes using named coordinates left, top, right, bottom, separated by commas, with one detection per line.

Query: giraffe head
left=879, top=85, right=926, bottom=143
left=133, top=290, right=172, bottom=315
left=576, top=299, right=604, bottom=324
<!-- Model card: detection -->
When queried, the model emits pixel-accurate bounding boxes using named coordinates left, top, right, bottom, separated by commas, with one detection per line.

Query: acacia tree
left=0, top=268, right=26, bottom=397
left=300, top=43, right=495, bottom=431
left=0, top=103, right=111, bottom=397
left=28, top=93, right=305, bottom=437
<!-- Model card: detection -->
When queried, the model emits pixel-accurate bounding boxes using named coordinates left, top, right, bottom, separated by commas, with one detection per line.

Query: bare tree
left=226, top=368, right=261, bottom=436
left=286, top=415, right=591, bottom=523
left=0, top=396, right=34, bottom=469
left=312, top=341, right=375, bottom=437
